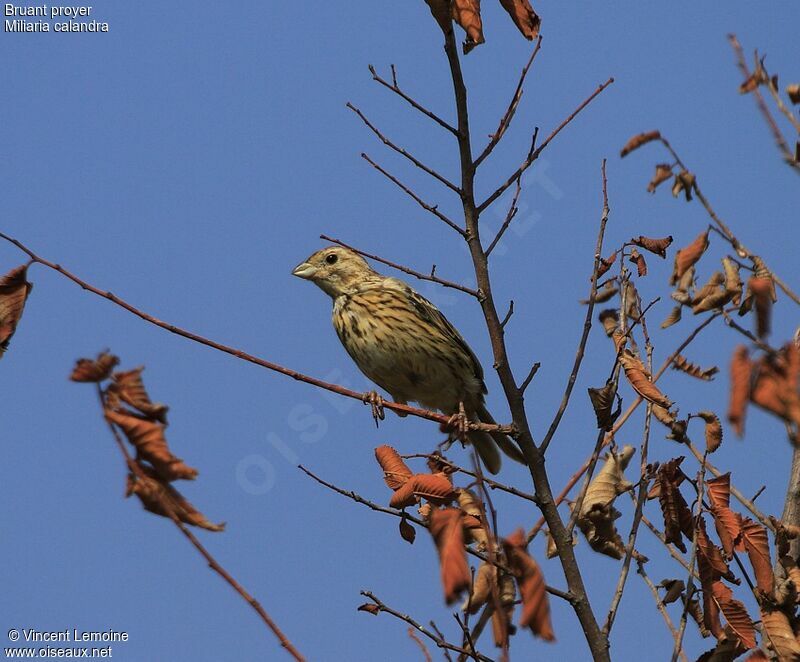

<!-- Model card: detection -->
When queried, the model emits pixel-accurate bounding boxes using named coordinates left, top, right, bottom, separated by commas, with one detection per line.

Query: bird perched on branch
left=292, top=246, right=525, bottom=474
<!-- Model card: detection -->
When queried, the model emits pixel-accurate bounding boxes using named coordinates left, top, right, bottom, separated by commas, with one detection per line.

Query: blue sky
left=2, top=2, right=799, bottom=660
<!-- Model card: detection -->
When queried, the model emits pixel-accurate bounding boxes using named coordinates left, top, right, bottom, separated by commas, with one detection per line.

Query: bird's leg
left=445, top=401, right=470, bottom=443
left=361, top=390, right=385, bottom=426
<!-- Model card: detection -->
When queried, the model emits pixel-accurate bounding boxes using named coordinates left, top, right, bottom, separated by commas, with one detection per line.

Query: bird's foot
left=445, top=402, right=470, bottom=442
left=362, top=390, right=386, bottom=426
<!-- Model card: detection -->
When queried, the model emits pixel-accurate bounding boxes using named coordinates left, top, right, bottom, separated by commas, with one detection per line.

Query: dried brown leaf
left=722, top=257, right=743, bottom=305
left=126, top=470, right=223, bottom=531
left=706, top=474, right=741, bottom=559
left=390, top=472, right=456, bottom=509
left=69, top=351, right=120, bottom=383
left=503, top=529, right=555, bottom=641
left=399, top=518, right=416, bottom=545
left=671, top=231, right=710, bottom=285
left=498, top=0, right=540, bottom=40
left=587, top=382, right=619, bottom=431
left=620, top=350, right=673, bottom=408
left=598, top=308, right=619, bottom=337
left=696, top=411, right=723, bottom=454
left=657, top=458, right=693, bottom=552
left=620, top=130, right=661, bottom=157
left=0, top=265, right=32, bottom=356
left=747, top=276, right=775, bottom=339
left=110, top=367, right=169, bottom=424
left=728, top=346, right=752, bottom=437
left=672, top=355, right=719, bottom=381
left=760, top=609, right=800, bottom=660
left=429, top=508, right=472, bottom=605
left=659, top=578, right=685, bottom=605
left=712, top=582, right=756, bottom=651
left=357, top=603, right=381, bottom=615
left=462, top=561, right=495, bottom=614
left=671, top=170, right=696, bottom=201
left=581, top=445, right=635, bottom=514
left=452, top=0, right=484, bottom=52
left=629, top=248, right=648, bottom=277
left=581, top=281, right=619, bottom=304
left=633, top=234, right=673, bottom=258
left=787, top=84, right=800, bottom=104
left=750, top=343, right=800, bottom=437
left=375, top=445, right=413, bottom=490
left=106, top=408, right=197, bottom=481
left=696, top=518, right=737, bottom=582
left=647, top=164, right=674, bottom=193
left=595, top=251, right=618, bottom=279
left=661, top=305, right=683, bottom=329
left=740, top=518, right=773, bottom=595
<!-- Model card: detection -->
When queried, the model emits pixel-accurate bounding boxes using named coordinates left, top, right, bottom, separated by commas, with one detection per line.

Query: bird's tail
left=471, top=402, right=527, bottom=474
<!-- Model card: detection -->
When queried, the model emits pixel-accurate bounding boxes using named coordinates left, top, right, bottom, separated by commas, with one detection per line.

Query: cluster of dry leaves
left=70, top=351, right=224, bottom=532
left=424, top=0, right=540, bottom=52
left=365, top=445, right=555, bottom=646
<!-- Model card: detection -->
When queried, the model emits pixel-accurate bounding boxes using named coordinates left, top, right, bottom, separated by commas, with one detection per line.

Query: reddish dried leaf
left=390, top=473, right=456, bottom=509
left=498, top=0, right=540, bottom=39
left=595, top=251, right=618, bottom=279
left=399, top=518, right=416, bottom=545
left=706, top=474, right=741, bottom=558
left=657, top=459, right=692, bottom=552
left=760, top=609, right=800, bottom=660
left=740, top=518, right=773, bottom=595
left=69, top=351, right=120, bottom=383
left=452, top=0, right=484, bottom=52
left=696, top=518, right=737, bottom=582
left=728, top=346, right=752, bottom=436
left=375, top=445, right=413, bottom=490
left=429, top=508, right=471, bottom=605
left=670, top=231, right=710, bottom=285
left=126, top=470, right=223, bottom=531
left=503, top=529, right=555, bottom=641
left=712, top=582, right=756, bottom=650
left=788, top=83, right=800, bottom=104
left=629, top=248, right=648, bottom=277
left=110, top=367, right=169, bottom=423
left=620, top=350, right=673, bottom=409
left=647, top=164, right=673, bottom=193
left=750, top=344, right=800, bottom=436
left=620, top=130, right=661, bottom=157
left=698, top=555, right=723, bottom=639
left=671, top=170, right=696, bottom=201
left=357, top=603, right=381, bottom=615
left=672, top=354, right=718, bottom=381
left=0, top=265, right=32, bottom=355
left=633, top=235, right=673, bottom=258
left=747, top=276, right=775, bottom=339
left=105, top=408, right=198, bottom=481
left=696, top=411, right=723, bottom=454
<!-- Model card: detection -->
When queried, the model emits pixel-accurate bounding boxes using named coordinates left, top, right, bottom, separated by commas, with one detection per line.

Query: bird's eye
left=325, top=253, right=338, bottom=265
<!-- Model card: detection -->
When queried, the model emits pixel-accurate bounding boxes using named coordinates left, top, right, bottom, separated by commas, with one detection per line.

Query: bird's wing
left=383, top=277, right=487, bottom=392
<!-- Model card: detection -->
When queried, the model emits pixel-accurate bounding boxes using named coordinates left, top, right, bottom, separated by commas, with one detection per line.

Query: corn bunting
left=292, top=246, right=524, bottom=473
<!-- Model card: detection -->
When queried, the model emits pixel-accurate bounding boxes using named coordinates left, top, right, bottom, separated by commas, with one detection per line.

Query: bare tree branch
left=348, top=102, right=461, bottom=193
left=320, top=234, right=478, bottom=296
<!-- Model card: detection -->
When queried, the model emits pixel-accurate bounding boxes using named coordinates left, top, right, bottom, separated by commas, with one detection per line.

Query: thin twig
left=636, top=561, right=689, bottom=662
left=348, top=102, right=461, bottom=193
left=484, top=176, right=522, bottom=258
left=95, top=387, right=305, bottom=661
left=0, top=232, right=516, bottom=434
left=369, top=64, right=458, bottom=136
left=518, top=362, right=541, bottom=395
left=360, top=592, right=493, bottom=662
left=320, top=234, right=478, bottom=296
left=499, top=300, right=514, bottom=329
left=527, top=312, right=720, bottom=541
left=474, top=38, right=542, bottom=170
left=540, top=159, right=611, bottom=454
left=672, top=461, right=709, bottom=662
left=477, top=77, right=614, bottom=213
left=360, top=153, right=466, bottom=236
left=407, top=627, right=434, bottom=662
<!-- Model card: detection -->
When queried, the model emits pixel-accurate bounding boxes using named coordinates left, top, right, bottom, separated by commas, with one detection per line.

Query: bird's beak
left=292, top=262, right=317, bottom=280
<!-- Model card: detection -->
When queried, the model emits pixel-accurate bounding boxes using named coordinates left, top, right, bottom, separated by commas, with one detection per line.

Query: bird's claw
left=445, top=402, right=470, bottom=442
left=362, top=391, right=386, bottom=426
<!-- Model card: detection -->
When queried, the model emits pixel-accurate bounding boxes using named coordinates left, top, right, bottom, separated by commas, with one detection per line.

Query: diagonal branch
left=97, top=387, right=305, bottom=662
left=477, top=77, right=615, bottom=213
left=0, top=232, right=510, bottom=435
left=360, top=153, right=466, bottom=236
left=348, top=102, right=461, bottom=193
left=473, top=38, right=543, bottom=170
left=319, top=234, right=477, bottom=296
left=368, top=64, right=458, bottom=136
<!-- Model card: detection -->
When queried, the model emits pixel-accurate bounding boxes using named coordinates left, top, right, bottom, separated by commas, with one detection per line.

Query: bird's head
left=292, top=246, right=376, bottom=298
